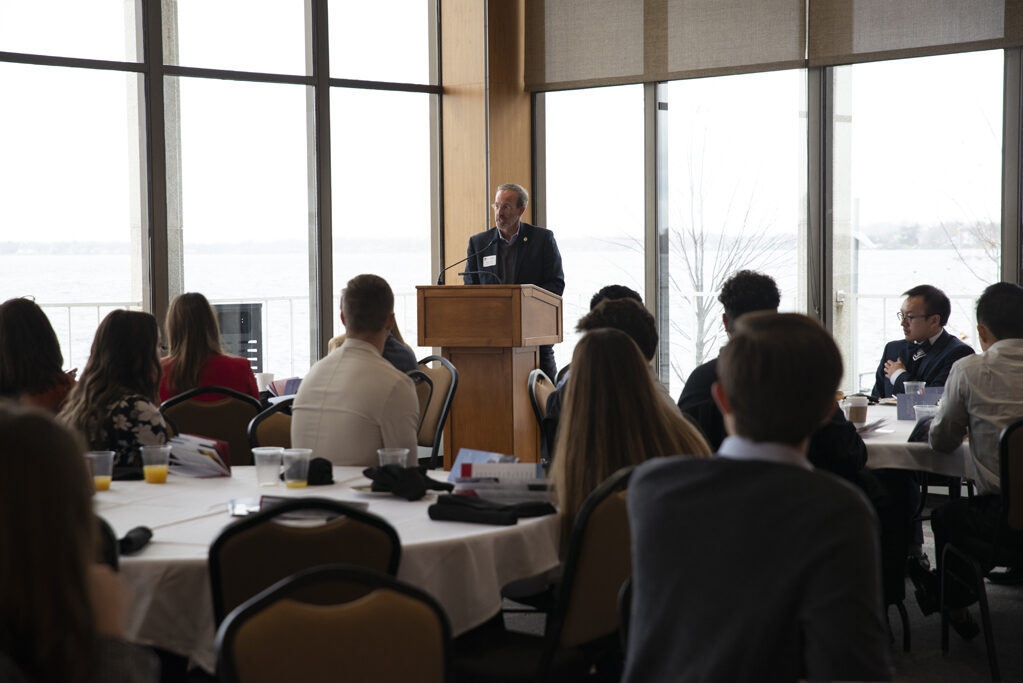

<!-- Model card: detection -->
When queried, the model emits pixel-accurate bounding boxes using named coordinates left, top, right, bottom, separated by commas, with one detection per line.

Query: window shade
left=525, top=0, right=805, bottom=91
left=810, top=0, right=1023, bottom=66
left=525, top=0, right=1023, bottom=92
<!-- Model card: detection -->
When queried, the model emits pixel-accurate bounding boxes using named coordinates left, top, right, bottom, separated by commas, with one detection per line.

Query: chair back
left=247, top=398, right=293, bottom=449
left=415, top=355, right=458, bottom=469
left=208, top=498, right=401, bottom=624
left=1000, top=419, right=1023, bottom=531
left=538, top=466, right=633, bottom=674
left=161, top=385, right=262, bottom=466
left=528, top=369, right=555, bottom=425
left=217, top=565, right=451, bottom=683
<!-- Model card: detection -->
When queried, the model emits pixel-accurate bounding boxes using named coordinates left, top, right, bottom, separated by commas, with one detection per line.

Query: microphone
left=437, top=235, right=498, bottom=285
left=457, top=270, right=504, bottom=284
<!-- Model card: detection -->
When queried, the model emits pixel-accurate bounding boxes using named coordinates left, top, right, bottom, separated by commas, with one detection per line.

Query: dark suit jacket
left=463, top=223, right=565, bottom=295
left=870, top=329, right=975, bottom=398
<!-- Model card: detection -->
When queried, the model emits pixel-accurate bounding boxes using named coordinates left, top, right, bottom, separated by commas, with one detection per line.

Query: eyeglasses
left=491, top=203, right=518, bottom=212
left=896, top=312, right=932, bottom=322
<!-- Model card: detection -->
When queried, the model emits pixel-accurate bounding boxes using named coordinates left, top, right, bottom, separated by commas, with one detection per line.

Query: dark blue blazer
left=462, top=223, right=565, bottom=296
left=870, top=329, right=975, bottom=398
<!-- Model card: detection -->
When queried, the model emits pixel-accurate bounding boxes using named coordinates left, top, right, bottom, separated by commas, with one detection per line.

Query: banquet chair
left=247, top=397, right=293, bottom=449
left=528, top=369, right=555, bottom=464
left=208, top=498, right=401, bottom=625
left=414, top=355, right=458, bottom=469
left=216, top=564, right=451, bottom=683
left=940, top=418, right=1023, bottom=682
left=454, top=466, right=634, bottom=683
left=161, top=385, right=262, bottom=466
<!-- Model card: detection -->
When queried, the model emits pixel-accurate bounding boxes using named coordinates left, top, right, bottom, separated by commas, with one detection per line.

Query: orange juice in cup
left=143, top=464, right=169, bottom=483
left=141, top=445, right=172, bottom=484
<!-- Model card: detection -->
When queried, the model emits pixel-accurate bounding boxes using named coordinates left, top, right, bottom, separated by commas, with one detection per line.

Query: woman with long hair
left=59, top=310, right=168, bottom=469
left=550, top=328, right=711, bottom=530
left=158, top=292, right=258, bottom=402
left=0, top=402, right=157, bottom=682
left=0, top=297, right=75, bottom=412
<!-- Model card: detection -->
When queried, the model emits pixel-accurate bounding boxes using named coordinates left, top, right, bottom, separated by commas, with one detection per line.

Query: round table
left=94, top=466, right=560, bottom=673
left=861, top=404, right=970, bottom=478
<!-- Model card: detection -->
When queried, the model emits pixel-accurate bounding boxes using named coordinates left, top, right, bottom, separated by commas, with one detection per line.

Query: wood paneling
left=441, top=0, right=488, bottom=269
left=487, top=0, right=533, bottom=224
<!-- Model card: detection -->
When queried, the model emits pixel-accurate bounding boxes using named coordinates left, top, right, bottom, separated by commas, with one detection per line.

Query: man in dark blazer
left=870, top=284, right=975, bottom=398
left=463, top=182, right=565, bottom=379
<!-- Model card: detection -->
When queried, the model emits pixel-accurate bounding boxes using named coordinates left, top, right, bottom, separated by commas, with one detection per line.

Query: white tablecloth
left=861, top=404, right=971, bottom=478
left=95, top=467, right=560, bottom=672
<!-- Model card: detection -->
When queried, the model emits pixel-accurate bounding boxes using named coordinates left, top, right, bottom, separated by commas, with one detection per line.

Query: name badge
left=482, top=255, right=496, bottom=268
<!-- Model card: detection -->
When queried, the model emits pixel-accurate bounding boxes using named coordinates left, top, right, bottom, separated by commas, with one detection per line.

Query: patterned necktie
left=911, top=340, right=932, bottom=363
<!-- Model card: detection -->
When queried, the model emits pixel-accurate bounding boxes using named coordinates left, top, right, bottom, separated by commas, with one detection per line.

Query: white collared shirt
left=717, top=435, right=813, bottom=471
left=929, top=337, right=1023, bottom=494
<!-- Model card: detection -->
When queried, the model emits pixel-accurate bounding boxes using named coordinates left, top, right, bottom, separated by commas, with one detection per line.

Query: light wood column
left=441, top=0, right=533, bottom=271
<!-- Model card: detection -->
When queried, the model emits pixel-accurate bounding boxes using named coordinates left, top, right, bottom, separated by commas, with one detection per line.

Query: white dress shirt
left=291, top=338, right=420, bottom=467
left=717, top=435, right=813, bottom=471
left=929, top=337, right=1023, bottom=494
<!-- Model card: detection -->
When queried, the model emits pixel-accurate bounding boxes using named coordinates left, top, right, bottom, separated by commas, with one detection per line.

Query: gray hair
left=496, top=183, right=529, bottom=208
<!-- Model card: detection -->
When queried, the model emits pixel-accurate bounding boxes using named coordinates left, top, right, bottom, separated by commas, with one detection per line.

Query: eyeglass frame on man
left=896, top=311, right=934, bottom=322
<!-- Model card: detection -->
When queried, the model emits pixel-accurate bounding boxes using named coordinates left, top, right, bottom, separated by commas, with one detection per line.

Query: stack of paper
left=169, top=434, right=230, bottom=477
left=454, top=462, right=552, bottom=504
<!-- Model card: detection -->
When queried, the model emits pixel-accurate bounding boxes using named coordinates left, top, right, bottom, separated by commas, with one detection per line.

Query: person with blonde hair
left=0, top=402, right=157, bottom=682
left=158, top=292, right=258, bottom=402
left=550, top=327, right=711, bottom=530
left=59, top=310, right=169, bottom=470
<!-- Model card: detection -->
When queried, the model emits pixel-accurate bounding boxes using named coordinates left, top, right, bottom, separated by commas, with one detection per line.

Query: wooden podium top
left=416, top=285, right=563, bottom=348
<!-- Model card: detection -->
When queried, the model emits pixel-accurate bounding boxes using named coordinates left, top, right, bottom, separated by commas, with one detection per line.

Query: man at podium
left=463, top=182, right=565, bottom=379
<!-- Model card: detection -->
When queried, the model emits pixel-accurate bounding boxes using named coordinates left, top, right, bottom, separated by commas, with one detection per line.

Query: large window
left=1, top=1, right=439, bottom=379
left=0, top=62, right=145, bottom=369
left=544, top=85, right=645, bottom=373
left=831, top=51, right=1003, bottom=392
left=173, top=77, right=312, bottom=376
left=661, top=70, right=807, bottom=397
left=330, top=88, right=432, bottom=360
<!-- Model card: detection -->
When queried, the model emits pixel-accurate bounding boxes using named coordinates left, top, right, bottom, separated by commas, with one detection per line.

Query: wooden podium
left=417, top=285, right=563, bottom=469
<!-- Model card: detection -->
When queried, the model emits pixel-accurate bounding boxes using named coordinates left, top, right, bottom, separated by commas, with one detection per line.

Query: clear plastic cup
left=252, top=447, right=284, bottom=487
left=904, top=381, right=926, bottom=395
left=378, top=448, right=409, bottom=467
left=87, top=450, right=115, bottom=491
left=282, top=448, right=312, bottom=489
left=141, top=445, right=171, bottom=484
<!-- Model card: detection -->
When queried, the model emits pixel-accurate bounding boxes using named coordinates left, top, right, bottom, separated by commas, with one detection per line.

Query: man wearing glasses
left=870, top=284, right=974, bottom=398
left=464, top=182, right=565, bottom=380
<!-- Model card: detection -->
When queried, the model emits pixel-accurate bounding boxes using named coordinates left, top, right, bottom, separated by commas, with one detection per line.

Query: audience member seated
left=59, top=311, right=169, bottom=471
left=870, top=284, right=974, bottom=398
left=292, top=274, right=418, bottom=466
left=909, top=283, right=1023, bottom=638
left=544, top=296, right=669, bottom=455
left=158, top=292, right=259, bottom=402
left=677, top=270, right=780, bottom=450
left=0, top=402, right=158, bottom=682
left=554, top=283, right=643, bottom=388
left=623, top=313, right=891, bottom=683
left=675, top=270, right=913, bottom=618
left=327, top=326, right=417, bottom=374
left=0, top=297, right=75, bottom=412
left=550, top=327, right=710, bottom=535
